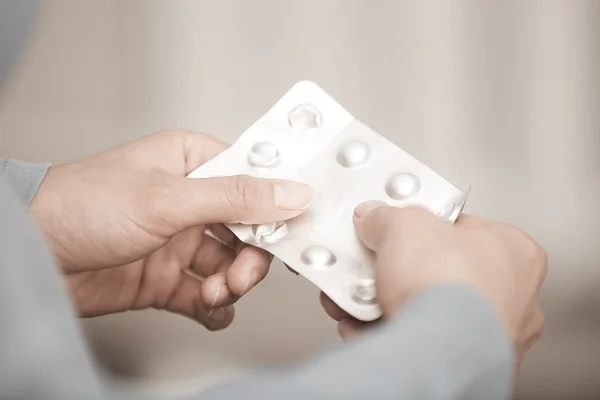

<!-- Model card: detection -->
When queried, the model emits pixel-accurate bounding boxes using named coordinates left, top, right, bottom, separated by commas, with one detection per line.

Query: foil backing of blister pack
left=188, top=81, right=468, bottom=321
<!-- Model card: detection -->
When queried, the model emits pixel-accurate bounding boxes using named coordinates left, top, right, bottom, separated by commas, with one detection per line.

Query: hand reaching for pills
left=30, top=130, right=313, bottom=330
left=321, top=202, right=547, bottom=371
left=189, top=81, right=468, bottom=321
left=29, top=82, right=471, bottom=331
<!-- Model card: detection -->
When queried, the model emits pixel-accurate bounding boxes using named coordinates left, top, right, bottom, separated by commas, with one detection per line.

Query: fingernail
left=354, top=201, right=387, bottom=219
left=210, top=285, right=221, bottom=307
left=274, top=182, right=313, bottom=210
left=242, top=271, right=256, bottom=295
left=206, top=307, right=226, bottom=322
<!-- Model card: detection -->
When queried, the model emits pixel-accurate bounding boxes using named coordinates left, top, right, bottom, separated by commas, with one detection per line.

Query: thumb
left=160, top=174, right=313, bottom=229
left=353, top=203, right=439, bottom=251
left=352, top=201, right=393, bottom=251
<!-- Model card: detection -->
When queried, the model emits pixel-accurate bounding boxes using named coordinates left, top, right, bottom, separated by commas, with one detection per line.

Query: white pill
left=351, top=279, right=377, bottom=305
left=385, top=173, right=421, bottom=200
left=288, top=104, right=322, bottom=134
left=251, top=221, right=287, bottom=244
left=247, top=142, right=281, bottom=168
left=337, top=141, right=371, bottom=168
left=300, top=245, right=336, bottom=268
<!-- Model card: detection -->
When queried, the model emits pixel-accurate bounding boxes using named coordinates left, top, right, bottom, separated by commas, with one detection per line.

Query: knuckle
left=532, top=313, right=545, bottom=341
left=485, top=222, right=549, bottom=283
left=489, top=220, right=516, bottom=234
left=538, top=313, right=545, bottom=331
left=454, top=214, right=487, bottom=227
left=147, top=130, right=182, bottom=148
left=230, top=175, right=258, bottom=209
left=517, top=234, right=548, bottom=272
left=152, top=129, right=184, bottom=141
left=494, top=223, right=546, bottom=258
left=533, top=245, right=548, bottom=273
left=504, top=224, right=534, bottom=248
left=534, top=244, right=548, bottom=264
left=224, top=175, right=267, bottom=223
left=143, top=131, right=187, bottom=158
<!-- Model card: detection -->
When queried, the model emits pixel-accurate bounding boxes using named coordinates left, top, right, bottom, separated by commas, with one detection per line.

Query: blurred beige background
left=1, top=0, right=599, bottom=399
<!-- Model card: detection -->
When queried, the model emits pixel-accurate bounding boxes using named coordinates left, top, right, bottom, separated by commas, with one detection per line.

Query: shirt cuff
left=0, top=158, right=51, bottom=207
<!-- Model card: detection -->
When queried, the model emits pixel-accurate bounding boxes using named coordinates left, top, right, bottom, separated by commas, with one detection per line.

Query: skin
left=30, top=130, right=313, bottom=330
left=320, top=201, right=548, bottom=371
left=29, top=130, right=547, bottom=373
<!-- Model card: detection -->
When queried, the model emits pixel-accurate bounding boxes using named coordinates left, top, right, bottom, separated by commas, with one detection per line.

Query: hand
left=321, top=201, right=547, bottom=369
left=30, top=130, right=313, bottom=330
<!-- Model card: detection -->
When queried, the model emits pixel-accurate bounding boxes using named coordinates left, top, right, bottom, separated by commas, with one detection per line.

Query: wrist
left=29, top=165, right=74, bottom=271
left=387, top=282, right=514, bottom=347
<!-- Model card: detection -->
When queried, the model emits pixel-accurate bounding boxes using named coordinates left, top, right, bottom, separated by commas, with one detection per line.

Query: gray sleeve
left=0, top=158, right=51, bottom=206
left=193, top=286, right=513, bottom=400
left=0, top=177, right=513, bottom=400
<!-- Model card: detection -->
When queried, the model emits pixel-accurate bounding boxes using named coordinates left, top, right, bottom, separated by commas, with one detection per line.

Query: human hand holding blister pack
left=188, top=81, right=469, bottom=321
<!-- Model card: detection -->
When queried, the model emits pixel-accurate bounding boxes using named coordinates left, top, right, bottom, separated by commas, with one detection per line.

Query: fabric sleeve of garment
left=0, top=176, right=513, bottom=400
left=187, top=285, right=514, bottom=400
left=0, top=158, right=51, bottom=206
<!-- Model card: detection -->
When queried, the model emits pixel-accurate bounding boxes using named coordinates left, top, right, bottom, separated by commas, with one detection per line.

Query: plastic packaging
left=188, top=81, right=468, bottom=321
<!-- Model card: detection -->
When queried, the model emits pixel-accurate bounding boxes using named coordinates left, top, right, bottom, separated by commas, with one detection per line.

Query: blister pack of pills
left=188, top=81, right=468, bottom=321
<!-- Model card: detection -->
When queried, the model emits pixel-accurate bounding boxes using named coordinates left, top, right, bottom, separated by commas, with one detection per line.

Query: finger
left=96, top=130, right=228, bottom=173
left=166, top=175, right=313, bottom=230
left=164, top=274, right=234, bottom=331
left=353, top=204, right=440, bottom=251
left=352, top=202, right=396, bottom=251
left=134, top=225, right=207, bottom=309
left=454, top=213, right=489, bottom=227
left=319, top=291, right=353, bottom=321
left=176, top=130, right=230, bottom=174
left=338, top=318, right=365, bottom=341
left=200, top=273, right=236, bottom=308
left=225, top=245, right=273, bottom=297
left=523, top=308, right=545, bottom=351
left=514, top=307, right=544, bottom=373
left=197, top=243, right=272, bottom=309
left=190, top=234, right=236, bottom=278
left=200, top=246, right=272, bottom=308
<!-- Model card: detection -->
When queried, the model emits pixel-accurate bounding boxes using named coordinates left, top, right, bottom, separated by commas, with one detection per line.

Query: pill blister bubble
left=385, top=172, right=421, bottom=201
left=351, top=279, right=377, bottom=305
left=247, top=142, right=281, bottom=168
left=288, top=104, right=322, bottom=134
left=187, top=80, right=470, bottom=322
left=337, top=141, right=371, bottom=168
left=251, top=221, right=288, bottom=244
left=300, top=245, right=337, bottom=268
